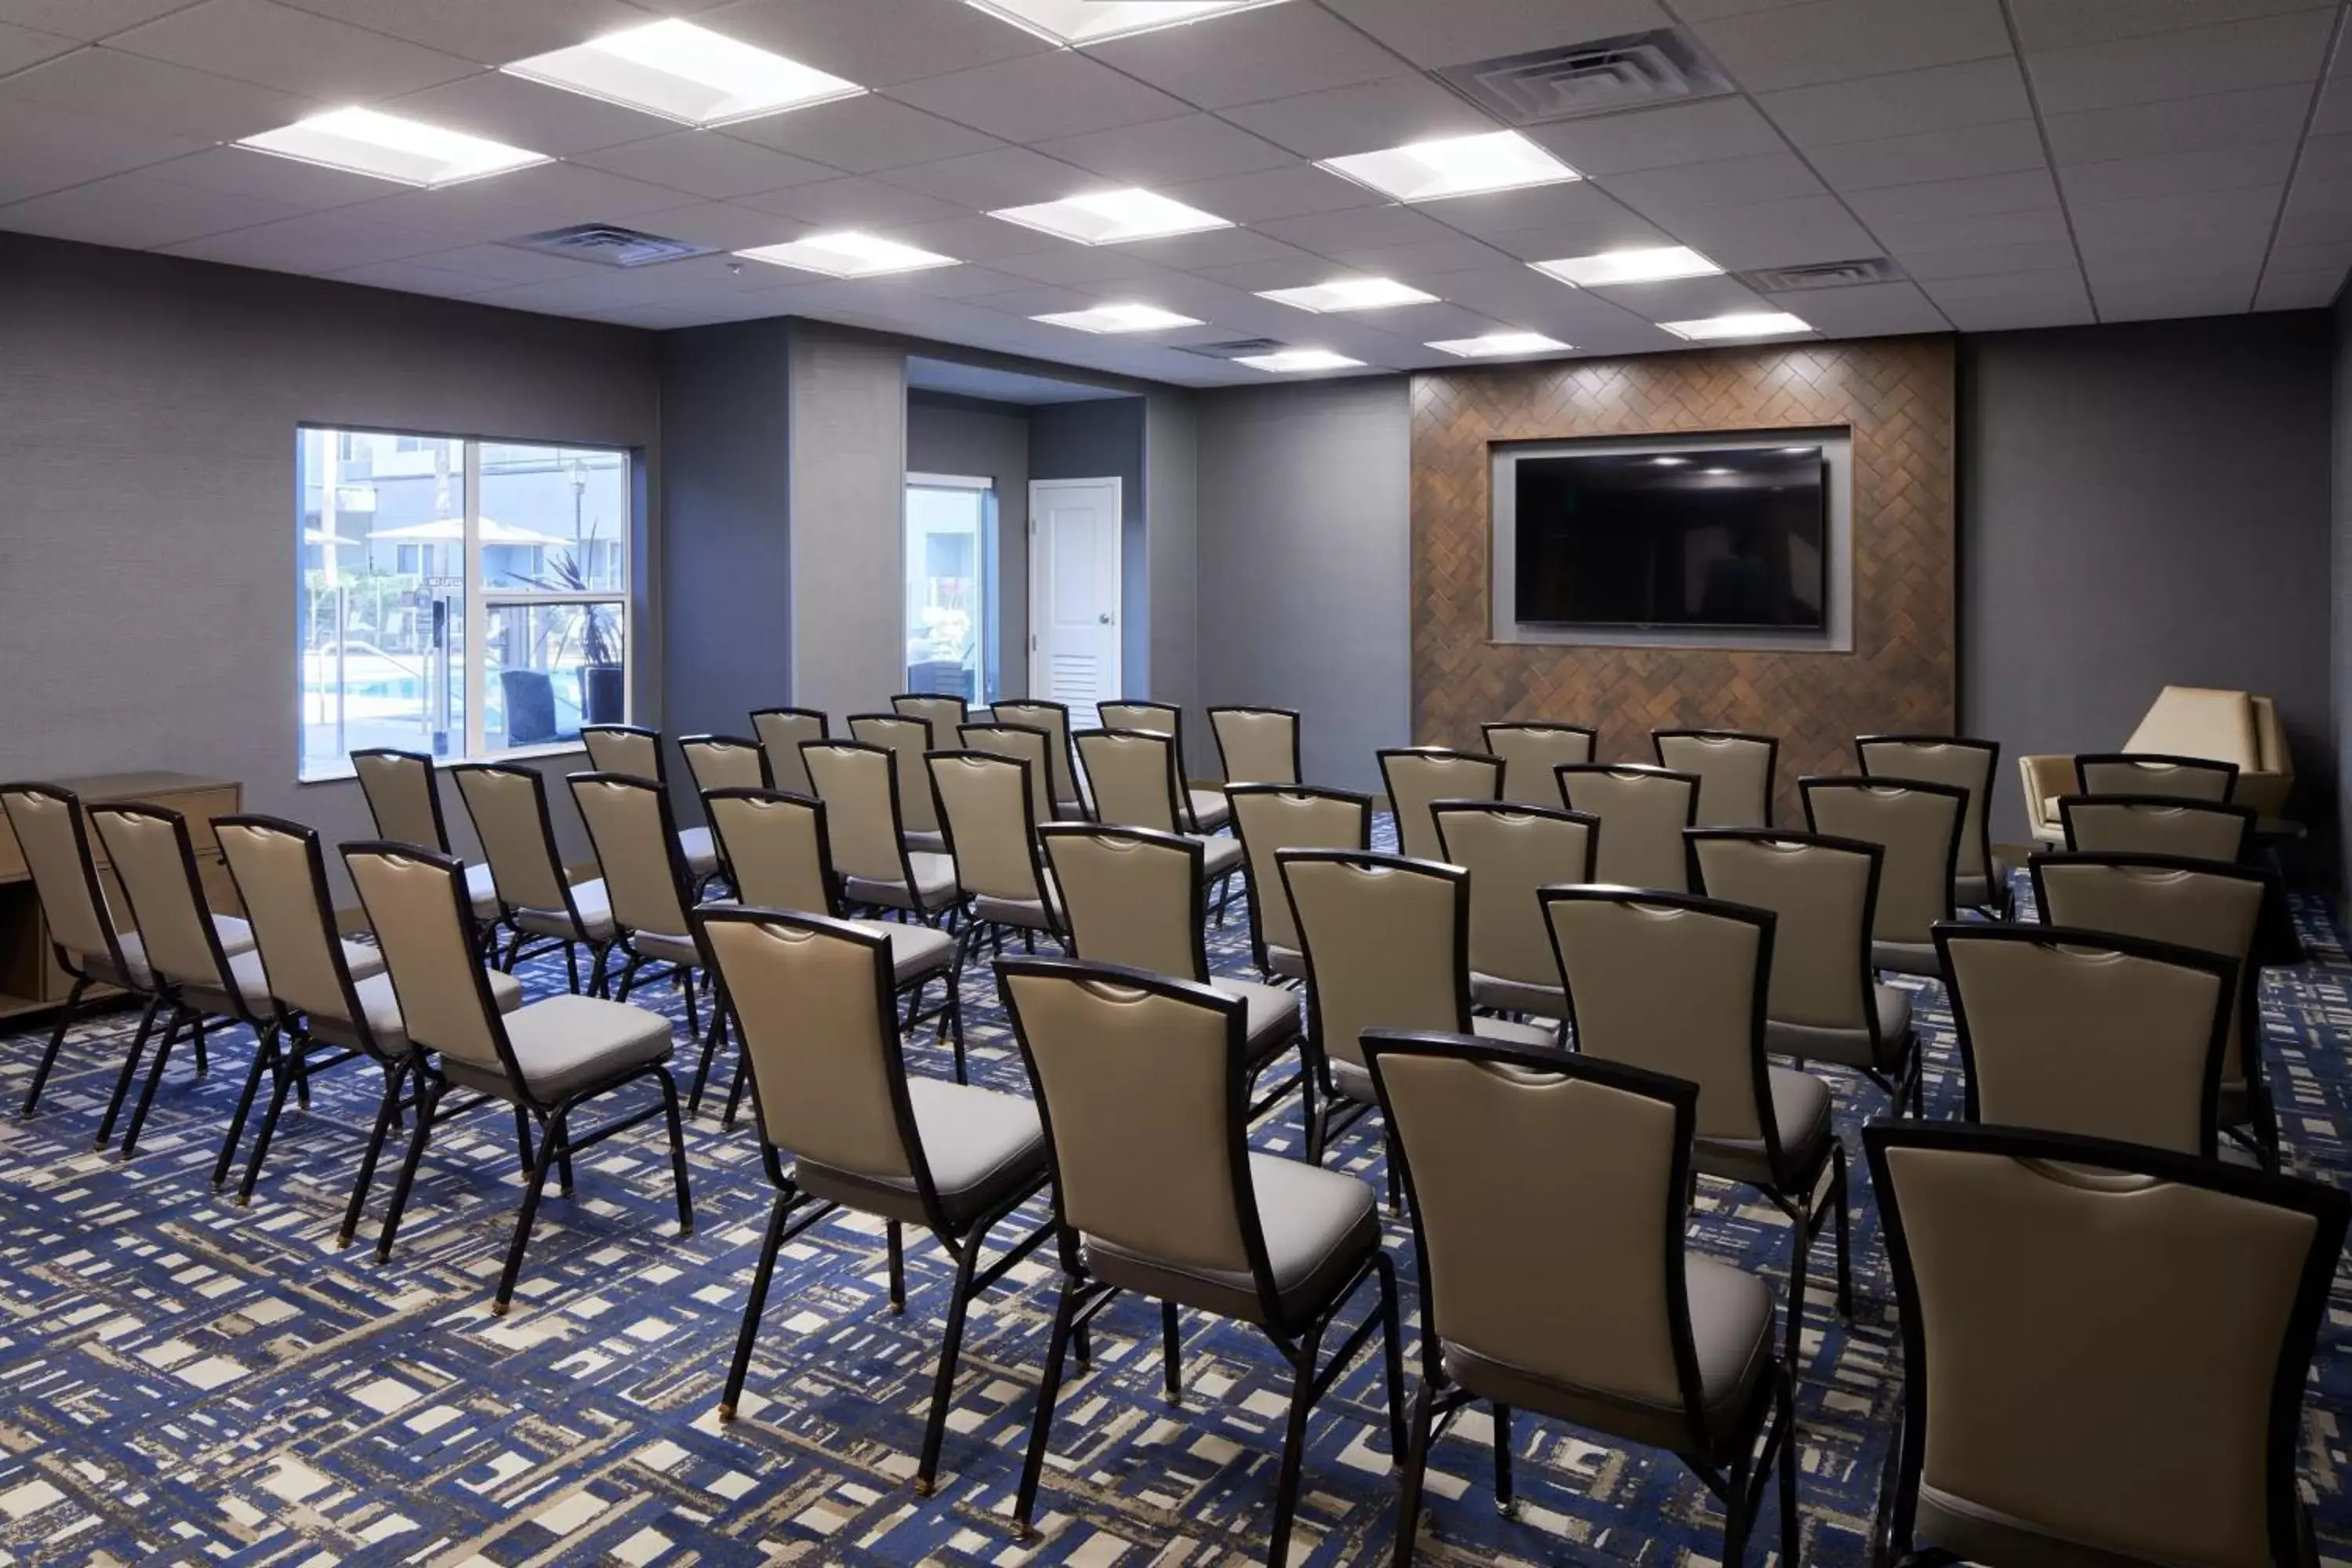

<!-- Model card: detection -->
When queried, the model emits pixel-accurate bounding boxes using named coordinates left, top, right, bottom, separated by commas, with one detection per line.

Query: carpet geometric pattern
left=0, top=833, right=2347, bottom=1566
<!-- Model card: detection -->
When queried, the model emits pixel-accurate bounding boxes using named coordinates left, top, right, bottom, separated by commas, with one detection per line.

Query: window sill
left=298, top=739, right=592, bottom=786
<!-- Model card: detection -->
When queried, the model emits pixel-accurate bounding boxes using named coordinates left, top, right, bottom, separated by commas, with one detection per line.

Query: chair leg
left=656, top=1067, right=693, bottom=1236
left=1161, top=1301, right=1182, bottom=1403
left=687, top=1001, right=724, bottom=1119
left=1722, top=1449, right=1754, bottom=1567
left=212, top=1024, right=278, bottom=1189
left=119, top=1007, right=189, bottom=1159
left=1376, top=1252, right=1407, bottom=1461
left=97, top=1002, right=176, bottom=1150
left=1014, top=1280, right=1085, bottom=1537
left=886, top=1221, right=906, bottom=1313
left=492, top=1110, right=564, bottom=1315
left=235, top=1032, right=303, bottom=1205
left=1777, top=1370, right=1801, bottom=1568
left=1265, top=1319, right=1330, bottom=1568
left=1830, top=1142, right=1853, bottom=1319
left=944, top=946, right=968, bottom=1084
left=722, top=1039, right=750, bottom=1128
left=1391, top=1379, right=1439, bottom=1568
left=680, top=965, right=701, bottom=1038
left=915, top=1234, right=986, bottom=1496
left=190, top=1017, right=209, bottom=1077
left=720, top=1189, right=793, bottom=1420
left=552, top=1115, right=576, bottom=1198
left=1493, top=1402, right=1515, bottom=1516
left=376, top=1080, right=442, bottom=1263
left=1782, top=1185, right=1813, bottom=1376
left=339, top=1060, right=408, bottom=1248
left=586, top=941, right=612, bottom=997
left=612, top=953, right=644, bottom=1002
left=564, top=942, right=582, bottom=994
left=21, top=977, right=92, bottom=1118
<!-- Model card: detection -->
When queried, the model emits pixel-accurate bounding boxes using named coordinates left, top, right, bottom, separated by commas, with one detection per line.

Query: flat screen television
left=1513, top=445, right=1828, bottom=630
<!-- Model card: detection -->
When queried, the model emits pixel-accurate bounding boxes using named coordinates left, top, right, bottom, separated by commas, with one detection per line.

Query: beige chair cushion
left=2125, top=687, right=2259, bottom=771
left=514, top=878, right=618, bottom=943
left=1873, top=938, right=1942, bottom=978
left=1693, top=1066, right=1831, bottom=1187
left=1470, top=971, right=1568, bottom=1018
left=438, top=993, right=672, bottom=1103
left=1266, top=944, right=1305, bottom=981
left=973, top=891, right=1062, bottom=932
left=1329, top=1014, right=1559, bottom=1105
left=844, top=851, right=959, bottom=913
left=857, top=919, right=956, bottom=984
left=466, top=861, right=499, bottom=920
left=678, top=825, right=719, bottom=879
left=793, top=1077, right=1044, bottom=1228
left=316, top=967, right=525, bottom=1052
left=1087, top=1152, right=1377, bottom=1326
left=1199, top=834, right=1243, bottom=882
left=1213, top=977, right=1302, bottom=1064
left=903, top=829, right=949, bottom=855
left=1767, top=983, right=1912, bottom=1071
left=78, top=913, right=257, bottom=991
left=1189, top=789, right=1232, bottom=833
left=1445, top=1255, right=1772, bottom=1452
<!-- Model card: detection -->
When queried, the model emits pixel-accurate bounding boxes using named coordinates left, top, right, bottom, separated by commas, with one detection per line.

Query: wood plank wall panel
left=1410, top=335, right=1957, bottom=822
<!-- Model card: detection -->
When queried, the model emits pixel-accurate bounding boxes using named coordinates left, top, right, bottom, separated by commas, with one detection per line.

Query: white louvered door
left=1028, top=477, right=1122, bottom=730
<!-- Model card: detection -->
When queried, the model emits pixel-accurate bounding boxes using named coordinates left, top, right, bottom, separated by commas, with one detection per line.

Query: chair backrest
left=1075, top=728, right=1184, bottom=835
left=1688, top=829, right=1879, bottom=1034
left=1378, top=748, right=1503, bottom=862
left=216, top=815, right=372, bottom=1036
left=1866, top=1121, right=2345, bottom=1568
left=999, top=960, right=1274, bottom=1316
left=703, top=788, right=836, bottom=915
left=1479, top=722, right=1595, bottom=808
left=750, top=708, right=828, bottom=796
left=1281, top=850, right=1469, bottom=1073
left=1099, top=700, right=1179, bottom=742
left=1544, top=887, right=1775, bottom=1152
left=1209, top=706, right=1301, bottom=786
left=343, top=844, right=513, bottom=1080
left=1366, top=1032, right=1708, bottom=1435
left=89, top=804, right=235, bottom=998
left=992, top=700, right=1080, bottom=808
left=697, top=909, right=930, bottom=1202
left=1653, top=731, right=1777, bottom=828
left=1936, top=923, right=2234, bottom=1156
left=582, top=723, right=665, bottom=783
left=1433, top=803, right=1598, bottom=993
left=2075, top=752, right=2238, bottom=804
left=0, top=782, right=125, bottom=970
left=928, top=750, right=1051, bottom=906
left=1799, top=776, right=1965, bottom=945
left=892, top=692, right=968, bottom=735
left=1227, top=785, right=1370, bottom=970
left=1556, top=764, right=1700, bottom=893
left=351, top=748, right=451, bottom=853
left=957, top=723, right=1059, bottom=825
left=450, top=763, right=574, bottom=915
left=2060, top=795, right=2255, bottom=864
left=1856, top=735, right=1998, bottom=882
left=569, top=772, right=697, bottom=942
left=679, top=733, right=770, bottom=797
left=1040, top=826, right=1204, bottom=981
left=848, top=713, right=941, bottom=834
left=801, top=742, right=913, bottom=886
left=2031, top=853, right=2270, bottom=1088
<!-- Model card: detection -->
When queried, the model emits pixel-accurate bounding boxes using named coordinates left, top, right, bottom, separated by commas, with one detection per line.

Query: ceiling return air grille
left=503, top=223, right=717, bottom=267
left=1437, top=30, right=1734, bottom=125
left=1183, top=337, right=1290, bottom=361
left=1737, top=257, right=1909, bottom=292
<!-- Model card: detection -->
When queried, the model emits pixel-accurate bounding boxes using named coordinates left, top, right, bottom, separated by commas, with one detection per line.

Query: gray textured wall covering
left=788, top=328, right=907, bottom=719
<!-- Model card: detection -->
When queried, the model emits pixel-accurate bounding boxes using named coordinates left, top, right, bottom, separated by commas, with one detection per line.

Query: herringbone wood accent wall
left=1411, top=335, right=1956, bottom=822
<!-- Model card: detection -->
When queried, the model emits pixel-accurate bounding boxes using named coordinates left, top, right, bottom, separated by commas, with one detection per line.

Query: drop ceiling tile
left=1323, top=0, right=1671, bottom=70
left=1218, top=74, right=1497, bottom=159
left=1159, top=162, right=1381, bottom=222
left=1414, top=180, right=1650, bottom=238
left=383, top=71, right=672, bottom=158
left=1189, top=253, right=1370, bottom=292
left=723, top=97, right=1002, bottom=173
left=1867, top=204, right=2074, bottom=256
left=628, top=199, right=796, bottom=250
left=1116, top=226, right=1319, bottom=269
left=691, top=0, right=1052, bottom=86
left=159, top=209, right=454, bottom=270
left=1255, top=202, right=1460, bottom=256
left=1756, top=57, right=2031, bottom=147
left=0, top=18, right=71, bottom=71
left=1303, top=231, right=1519, bottom=275
left=1896, top=236, right=2081, bottom=278
left=2267, top=205, right=2352, bottom=246
left=2042, top=83, right=2317, bottom=164
left=1918, top=266, right=2093, bottom=317
left=1477, top=212, right=1675, bottom=260
left=1842, top=169, right=2059, bottom=227
left=1656, top=193, right=1881, bottom=268
left=2252, top=267, right=2344, bottom=309
left=958, top=281, right=1108, bottom=318
left=1594, top=153, right=1824, bottom=216
left=2065, top=184, right=2286, bottom=243
left=2314, top=78, right=2352, bottom=137
left=572, top=130, right=841, bottom=200
left=2270, top=239, right=2352, bottom=274
left=321, top=256, right=517, bottom=297
left=391, top=240, right=612, bottom=284
left=1340, top=299, right=1504, bottom=340
left=985, top=244, right=1180, bottom=286
left=1406, top=262, right=1635, bottom=323
left=1583, top=274, right=1768, bottom=318
left=2077, top=238, right=2266, bottom=284
left=1083, top=4, right=1402, bottom=110
left=0, top=46, right=317, bottom=141
left=1033, top=114, right=1297, bottom=187
left=2056, top=143, right=2300, bottom=205
left=1929, top=287, right=2095, bottom=331
left=1525, top=98, right=1789, bottom=176
left=877, top=212, right=1069, bottom=260
left=2296, top=132, right=2352, bottom=182
left=869, top=261, right=1036, bottom=299
left=1686, top=0, right=2010, bottom=94
left=885, top=52, right=1192, bottom=144
left=2024, top=11, right=2333, bottom=114
left=0, top=0, right=211, bottom=39
left=1809, top=120, right=2049, bottom=192
left=0, top=165, right=321, bottom=247
left=0, top=99, right=205, bottom=203
left=350, top=162, right=696, bottom=243
left=1762, top=279, right=1950, bottom=334
left=2091, top=274, right=2259, bottom=320
left=734, top=176, right=971, bottom=228
left=876, top=146, right=1099, bottom=210
left=2009, top=0, right=2332, bottom=53
left=274, top=0, right=650, bottom=65
left=107, top=0, right=480, bottom=100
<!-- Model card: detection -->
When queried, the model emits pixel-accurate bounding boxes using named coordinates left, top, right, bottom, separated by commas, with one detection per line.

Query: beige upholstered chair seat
left=1327, top=1015, right=1555, bottom=1104
left=1872, top=938, right=1940, bottom=978
left=1189, top=789, right=1232, bottom=833
left=1214, top=977, right=1303, bottom=1061
left=1443, top=1256, right=1773, bottom=1452
left=860, top=919, right=956, bottom=982
left=972, top=890, right=1061, bottom=931
left=903, top=829, right=949, bottom=855
left=310, top=968, right=524, bottom=1051
left=181, top=938, right=384, bottom=1016
left=678, top=825, right=719, bottom=879
left=1086, top=1152, right=1377, bottom=1325
left=437, top=993, right=673, bottom=1104
left=844, top=851, right=959, bottom=912
left=466, top=862, right=499, bottom=919
left=78, top=914, right=257, bottom=989
left=1470, top=971, right=1566, bottom=1018
left=1767, top=984, right=1912, bottom=1070
left=1197, top=834, right=1243, bottom=881
left=791, top=1076, right=1045, bottom=1227
left=1266, top=943, right=1305, bottom=981
left=514, top=879, right=617, bottom=943
left=1693, top=1068, right=1831, bottom=1187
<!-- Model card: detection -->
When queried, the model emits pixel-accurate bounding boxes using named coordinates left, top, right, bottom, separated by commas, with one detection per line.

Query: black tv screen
left=1514, top=446, right=1828, bottom=630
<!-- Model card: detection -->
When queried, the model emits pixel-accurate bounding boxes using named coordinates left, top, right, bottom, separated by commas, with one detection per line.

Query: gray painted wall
left=1961, top=314, right=2335, bottom=853
left=906, top=392, right=1031, bottom=702
left=789, top=327, right=907, bottom=720
left=0, top=234, right=662, bottom=883
left=1195, top=376, right=1414, bottom=793
left=2336, top=289, right=2352, bottom=895
left=1031, top=397, right=1149, bottom=695
left=1146, top=390, right=1202, bottom=726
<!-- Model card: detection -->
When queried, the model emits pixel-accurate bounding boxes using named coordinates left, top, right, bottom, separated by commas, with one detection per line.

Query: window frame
left=296, top=423, right=637, bottom=785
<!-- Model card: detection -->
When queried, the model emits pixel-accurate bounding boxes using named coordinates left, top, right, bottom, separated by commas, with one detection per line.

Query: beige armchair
left=2020, top=686, right=2293, bottom=844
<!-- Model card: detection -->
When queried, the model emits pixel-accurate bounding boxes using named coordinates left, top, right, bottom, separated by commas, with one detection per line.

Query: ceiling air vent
left=1436, top=30, right=1733, bottom=125
left=503, top=223, right=717, bottom=268
left=1184, top=338, right=1290, bottom=361
left=1737, top=257, right=1909, bottom=292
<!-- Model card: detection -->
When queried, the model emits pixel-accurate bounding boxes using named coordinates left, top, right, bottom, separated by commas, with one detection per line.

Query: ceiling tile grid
left=0, top=0, right=2342, bottom=383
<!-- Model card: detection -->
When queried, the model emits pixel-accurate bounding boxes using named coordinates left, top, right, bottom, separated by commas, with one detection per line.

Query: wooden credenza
left=0, top=771, right=243, bottom=1022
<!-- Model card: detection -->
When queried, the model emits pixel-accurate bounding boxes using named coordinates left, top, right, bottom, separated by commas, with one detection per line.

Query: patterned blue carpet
left=0, top=835, right=2347, bottom=1566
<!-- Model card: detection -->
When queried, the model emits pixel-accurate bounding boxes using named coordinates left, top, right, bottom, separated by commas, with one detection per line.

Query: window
left=297, top=427, right=633, bottom=782
left=904, top=476, right=994, bottom=704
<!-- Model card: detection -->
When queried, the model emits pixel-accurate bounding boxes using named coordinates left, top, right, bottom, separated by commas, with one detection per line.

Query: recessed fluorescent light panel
left=735, top=232, right=957, bottom=278
left=963, top=0, right=1292, bottom=44
left=1318, top=130, right=1577, bottom=202
left=1427, top=331, right=1570, bottom=358
left=1258, top=277, right=1436, bottom=313
left=991, top=188, right=1230, bottom=245
left=1032, top=303, right=1203, bottom=333
left=238, top=108, right=547, bottom=187
left=503, top=19, right=864, bottom=126
left=1532, top=245, right=1722, bottom=287
left=1235, top=349, right=1364, bottom=373
left=1659, top=311, right=1811, bottom=341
